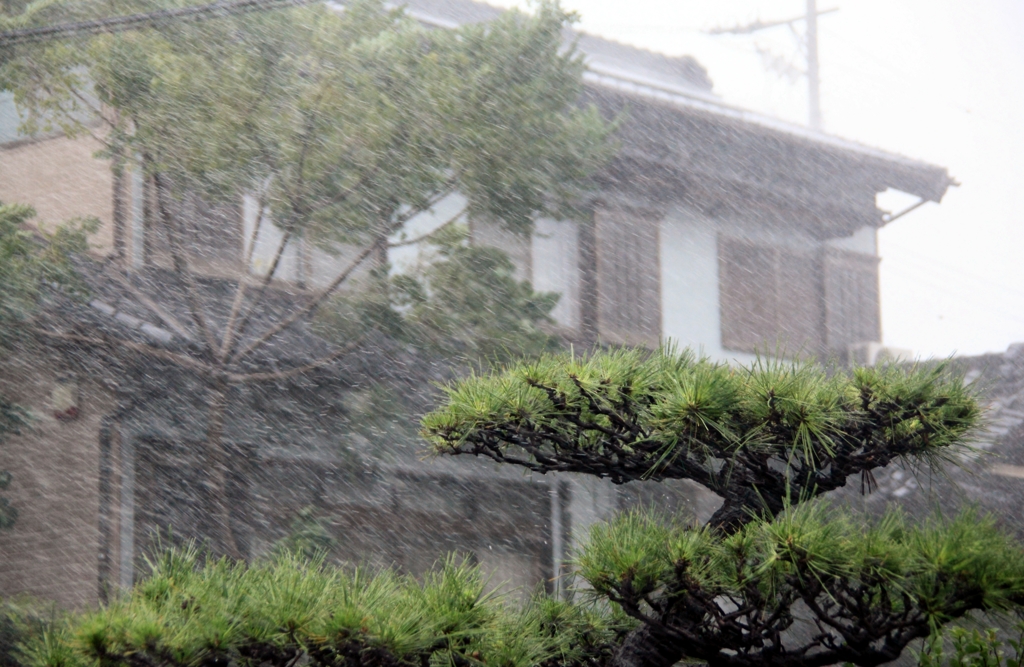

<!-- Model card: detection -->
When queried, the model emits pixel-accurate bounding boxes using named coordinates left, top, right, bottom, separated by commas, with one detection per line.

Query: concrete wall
left=0, top=349, right=113, bottom=609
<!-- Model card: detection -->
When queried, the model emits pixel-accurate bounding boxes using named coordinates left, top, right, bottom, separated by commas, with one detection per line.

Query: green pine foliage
left=24, top=549, right=624, bottom=667
left=576, top=504, right=1024, bottom=665
left=422, top=346, right=981, bottom=531
left=416, top=346, right=1022, bottom=667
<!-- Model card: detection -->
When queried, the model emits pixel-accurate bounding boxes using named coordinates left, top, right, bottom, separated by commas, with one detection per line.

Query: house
left=0, top=0, right=953, bottom=608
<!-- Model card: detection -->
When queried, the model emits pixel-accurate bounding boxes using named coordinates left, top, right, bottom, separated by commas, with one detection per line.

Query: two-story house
left=0, top=0, right=953, bottom=608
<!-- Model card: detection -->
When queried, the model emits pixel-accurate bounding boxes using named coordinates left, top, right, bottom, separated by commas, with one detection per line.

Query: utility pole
left=806, top=0, right=821, bottom=130
left=708, top=4, right=836, bottom=131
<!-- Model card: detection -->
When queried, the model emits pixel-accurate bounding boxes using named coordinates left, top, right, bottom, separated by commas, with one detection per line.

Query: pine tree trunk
left=204, top=379, right=241, bottom=559
left=609, top=624, right=686, bottom=667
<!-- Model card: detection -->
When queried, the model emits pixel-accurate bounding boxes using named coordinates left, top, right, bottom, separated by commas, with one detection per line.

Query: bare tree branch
left=221, top=224, right=292, bottom=360
left=111, top=271, right=195, bottom=341
left=218, top=192, right=269, bottom=360
left=226, top=336, right=364, bottom=383
left=387, top=205, right=466, bottom=248
left=152, top=169, right=221, bottom=358
left=228, top=243, right=375, bottom=364
left=227, top=186, right=455, bottom=364
left=34, top=328, right=216, bottom=375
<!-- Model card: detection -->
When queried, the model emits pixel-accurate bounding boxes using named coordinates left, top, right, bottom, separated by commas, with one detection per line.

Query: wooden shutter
left=777, top=246, right=823, bottom=354
left=824, top=249, right=881, bottom=353
left=719, top=239, right=774, bottom=353
left=718, top=237, right=824, bottom=356
left=594, top=207, right=662, bottom=348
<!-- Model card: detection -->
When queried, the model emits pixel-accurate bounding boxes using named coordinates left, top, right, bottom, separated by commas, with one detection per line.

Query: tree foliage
left=0, top=0, right=612, bottom=558
left=422, top=347, right=981, bottom=532
left=419, top=346, right=1023, bottom=667
left=0, top=203, right=94, bottom=345
left=318, top=227, right=561, bottom=363
left=576, top=505, right=1024, bottom=667
left=18, top=347, right=1024, bottom=667
left=26, top=549, right=624, bottom=667
left=1, top=0, right=610, bottom=245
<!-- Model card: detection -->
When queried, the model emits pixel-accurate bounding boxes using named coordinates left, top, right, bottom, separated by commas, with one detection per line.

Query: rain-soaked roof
left=383, top=0, right=954, bottom=209
left=831, top=345, right=1024, bottom=539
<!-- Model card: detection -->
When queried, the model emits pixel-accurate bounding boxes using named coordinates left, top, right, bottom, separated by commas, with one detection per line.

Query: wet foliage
left=423, top=346, right=982, bottom=531
left=0, top=202, right=95, bottom=531
left=25, top=548, right=625, bottom=667
left=416, top=345, right=1024, bottom=667
left=575, top=504, right=1024, bottom=667
left=318, top=227, right=561, bottom=364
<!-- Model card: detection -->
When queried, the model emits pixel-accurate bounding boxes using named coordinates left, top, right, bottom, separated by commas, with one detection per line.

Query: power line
left=0, top=0, right=315, bottom=47
left=707, top=6, right=838, bottom=36
left=706, top=3, right=838, bottom=131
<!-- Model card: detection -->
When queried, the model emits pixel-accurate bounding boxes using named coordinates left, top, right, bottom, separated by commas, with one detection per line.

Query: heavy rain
left=0, top=1, right=1021, bottom=667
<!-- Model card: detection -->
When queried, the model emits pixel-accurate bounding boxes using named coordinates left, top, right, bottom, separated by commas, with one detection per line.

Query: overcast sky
left=489, top=0, right=1024, bottom=359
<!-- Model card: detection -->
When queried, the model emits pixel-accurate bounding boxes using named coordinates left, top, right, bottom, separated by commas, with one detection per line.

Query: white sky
left=491, top=0, right=1024, bottom=359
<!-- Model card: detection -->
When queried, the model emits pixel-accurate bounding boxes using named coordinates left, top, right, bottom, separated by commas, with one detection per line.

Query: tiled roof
left=388, top=0, right=951, bottom=200
left=832, top=344, right=1024, bottom=538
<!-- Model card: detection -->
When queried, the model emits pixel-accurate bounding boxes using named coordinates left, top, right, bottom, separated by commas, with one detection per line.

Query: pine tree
left=422, top=347, right=1024, bottom=667
left=31, top=348, right=1024, bottom=667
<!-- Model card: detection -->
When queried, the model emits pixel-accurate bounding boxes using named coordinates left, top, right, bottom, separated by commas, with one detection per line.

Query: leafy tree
left=0, top=0, right=612, bottom=557
left=420, top=347, right=1024, bottom=667
left=318, top=226, right=561, bottom=364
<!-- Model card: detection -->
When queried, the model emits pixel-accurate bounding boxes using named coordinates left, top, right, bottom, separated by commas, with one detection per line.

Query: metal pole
left=550, top=479, right=563, bottom=598
left=806, top=0, right=822, bottom=130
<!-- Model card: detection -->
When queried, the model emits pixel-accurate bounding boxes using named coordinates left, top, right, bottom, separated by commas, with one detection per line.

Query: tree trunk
left=111, top=149, right=127, bottom=265
left=609, top=624, right=686, bottom=667
left=204, top=379, right=241, bottom=559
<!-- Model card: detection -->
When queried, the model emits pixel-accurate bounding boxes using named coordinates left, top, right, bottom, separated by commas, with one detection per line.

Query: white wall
left=659, top=207, right=879, bottom=364
left=827, top=225, right=877, bottom=255
left=243, top=194, right=301, bottom=282
left=388, top=192, right=469, bottom=276
left=659, top=207, right=759, bottom=364
left=531, top=218, right=581, bottom=330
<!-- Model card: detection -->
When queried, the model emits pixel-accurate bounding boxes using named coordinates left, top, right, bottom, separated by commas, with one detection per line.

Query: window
left=823, top=248, right=881, bottom=353
left=718, top=237, right=823, bottom=356
left=594, top=207, right=662, bottom=348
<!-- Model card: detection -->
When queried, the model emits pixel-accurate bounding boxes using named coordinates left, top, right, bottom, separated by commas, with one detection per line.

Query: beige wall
left=0, top=348, right=113, bottom=609
left=0, top=134, right=114, bottom=256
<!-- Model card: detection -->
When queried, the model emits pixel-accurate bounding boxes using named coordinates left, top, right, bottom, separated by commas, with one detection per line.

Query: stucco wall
left=659, top=208, right=735, bottom=362
left=531, top=218, right=580, bottom=331
left=0, top=134, right=114, bottom=256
